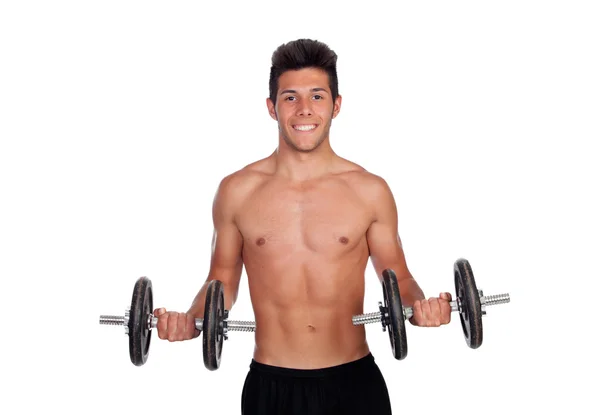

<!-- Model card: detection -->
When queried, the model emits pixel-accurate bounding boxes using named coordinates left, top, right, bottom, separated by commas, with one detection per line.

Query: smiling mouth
left=293, top=124, right=318, bottom=131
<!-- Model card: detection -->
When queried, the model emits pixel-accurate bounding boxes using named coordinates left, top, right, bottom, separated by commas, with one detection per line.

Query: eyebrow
left=279, top=88, right=328, bottom=96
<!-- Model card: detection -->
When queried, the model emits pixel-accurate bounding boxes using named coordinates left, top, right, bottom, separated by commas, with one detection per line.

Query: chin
left=297, top=146, right=318, bottom=153
left=294, top=138, right=322, bottom=151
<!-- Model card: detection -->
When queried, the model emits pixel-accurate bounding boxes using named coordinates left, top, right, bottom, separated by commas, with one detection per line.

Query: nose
left=296, top=97, right=313, bottom=117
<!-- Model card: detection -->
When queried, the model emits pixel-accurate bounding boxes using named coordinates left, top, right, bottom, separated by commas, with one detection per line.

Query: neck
left=272, top=139, right=337, bottom=182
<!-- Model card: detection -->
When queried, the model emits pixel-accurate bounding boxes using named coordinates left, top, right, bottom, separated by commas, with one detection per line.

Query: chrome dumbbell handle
left=99, top=315, right=128, bottom=326
left=99, top=311, right=257, bottom=333
left=226, top=320, right=256, bottom=332
left=403, top=300, right=460, bottom=320
left=352, top=292, right=510, bottom=326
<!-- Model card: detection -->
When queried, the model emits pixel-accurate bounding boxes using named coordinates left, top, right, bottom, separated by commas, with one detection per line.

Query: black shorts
left=241, top=353, right=392, bottom=415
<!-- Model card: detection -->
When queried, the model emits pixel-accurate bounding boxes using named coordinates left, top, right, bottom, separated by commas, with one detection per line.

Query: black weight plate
left=128, top=276, right=153, bottom=366
left=382, top=269, right=408, bottom=360
left=454, top=259, right=483, bottom=349
left=203, top=280, right=225, bottom=370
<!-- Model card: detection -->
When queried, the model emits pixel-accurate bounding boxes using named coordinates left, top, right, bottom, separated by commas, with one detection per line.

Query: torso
left=233, top=157, right=377, bottom=368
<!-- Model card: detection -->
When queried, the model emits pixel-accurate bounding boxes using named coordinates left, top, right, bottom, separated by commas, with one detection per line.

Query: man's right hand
left=153, top=308, right=200, bottom=341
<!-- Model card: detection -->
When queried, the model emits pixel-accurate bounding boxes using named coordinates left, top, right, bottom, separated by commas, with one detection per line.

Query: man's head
left=268, top=39, right=339, bottom=105
left=267, top=39, right=342, bottom=153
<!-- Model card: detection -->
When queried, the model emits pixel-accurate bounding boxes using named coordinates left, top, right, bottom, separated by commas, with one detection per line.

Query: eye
left=313, top=95, right=323, bottom=100
left=285, top=96, right=296, bottom=101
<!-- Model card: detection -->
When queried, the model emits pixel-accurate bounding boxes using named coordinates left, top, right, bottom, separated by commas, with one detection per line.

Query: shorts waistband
left=249, top=353, right=375, bottom=378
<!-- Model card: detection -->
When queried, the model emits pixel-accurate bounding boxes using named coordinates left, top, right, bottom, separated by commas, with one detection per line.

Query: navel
left=339, top=236, right=349, bottom=244
left=256, top=237, right=266, bottom=246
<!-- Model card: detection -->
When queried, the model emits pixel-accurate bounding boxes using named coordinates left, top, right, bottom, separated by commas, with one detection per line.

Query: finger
left=177, top=313, right=189, bottom=341
left=180, top=313, right=195, bottom=341
left=186, top=313, right=198, bottom=339
left=420, top=299, right=433, bottom=326
left=167, top=312, right=179, bottom=342
left=428, top=298, right=441, bottom=326
left=411, top=301, right=423, bottom=325
left=156, top=311, right=168, bottom=340
left=439, top=293, right=452, bottom=324
left=440, top=299, right=451, bottom=324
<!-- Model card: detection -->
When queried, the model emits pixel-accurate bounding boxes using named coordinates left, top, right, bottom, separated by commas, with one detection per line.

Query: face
left=267, top=67, right=342, bottom=153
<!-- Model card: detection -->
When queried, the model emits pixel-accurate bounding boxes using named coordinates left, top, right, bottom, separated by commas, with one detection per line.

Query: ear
left=266, top=97, right=278, bottom=121
left=332, top=95, right=342, bottom=119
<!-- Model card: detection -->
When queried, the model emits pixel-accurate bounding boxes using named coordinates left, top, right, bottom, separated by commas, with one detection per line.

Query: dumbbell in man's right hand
left=153, top=308, right=201, bottom=341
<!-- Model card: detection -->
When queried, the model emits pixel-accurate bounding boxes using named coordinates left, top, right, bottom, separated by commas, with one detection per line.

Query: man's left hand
left=409, top=292, right=452, bottom=327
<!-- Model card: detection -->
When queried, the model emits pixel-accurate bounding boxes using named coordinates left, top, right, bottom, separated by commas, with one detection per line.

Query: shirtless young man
left=153, top=39, right=452, bottom=414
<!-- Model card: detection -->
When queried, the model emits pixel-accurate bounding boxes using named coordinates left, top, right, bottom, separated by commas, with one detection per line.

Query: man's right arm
left=154, top=174, right=245, bottom=341
left=187, top=174, right=244, bottom=318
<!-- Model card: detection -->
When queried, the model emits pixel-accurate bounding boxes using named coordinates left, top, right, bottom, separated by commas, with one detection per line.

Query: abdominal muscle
left=245, top=249, right=372, bottom=369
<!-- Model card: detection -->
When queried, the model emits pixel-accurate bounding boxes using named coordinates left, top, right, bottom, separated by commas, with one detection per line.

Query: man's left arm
left=365, top=176, right=451, bottom=327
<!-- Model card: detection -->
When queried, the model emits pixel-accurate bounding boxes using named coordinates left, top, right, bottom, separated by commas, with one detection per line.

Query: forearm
left=185, top=279, right=238, bottom=338
left=398, top=276, right=425, bottom=307
left=186, top=279, right=238, bottom=319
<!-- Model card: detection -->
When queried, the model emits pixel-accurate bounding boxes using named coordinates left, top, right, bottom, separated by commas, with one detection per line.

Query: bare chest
left=237, top=184, right=372, bottom=254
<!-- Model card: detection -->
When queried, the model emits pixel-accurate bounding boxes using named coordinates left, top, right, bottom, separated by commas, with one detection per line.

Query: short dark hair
left=269, top=39, right=339, bottom=104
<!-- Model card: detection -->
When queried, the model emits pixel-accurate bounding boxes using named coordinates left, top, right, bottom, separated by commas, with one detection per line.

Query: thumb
left=153, top=307, right=167, bottom=317
left=439, top=292, right=452, bottom=301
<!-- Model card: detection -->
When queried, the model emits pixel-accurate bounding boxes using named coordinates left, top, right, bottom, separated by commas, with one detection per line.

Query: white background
left=1, top=1, right=598, bottom=413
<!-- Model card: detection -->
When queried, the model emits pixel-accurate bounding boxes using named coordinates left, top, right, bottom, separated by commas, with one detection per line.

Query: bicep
left=366, top=180, right=411, bottom=282
left=207, top=178, right=244, bottom=285
left=209, top=221, right=243, bottom=278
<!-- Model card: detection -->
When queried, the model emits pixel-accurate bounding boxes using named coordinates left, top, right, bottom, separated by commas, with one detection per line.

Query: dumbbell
left=351, top=258, right=510, bottom=360
left=99, top=277, right=255, bottom=370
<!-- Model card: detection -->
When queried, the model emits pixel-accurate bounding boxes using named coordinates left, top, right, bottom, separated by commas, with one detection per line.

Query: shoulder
left=213, top=157, right=273, bottom=211
left=334, top=158, right=394, bottom=200
left=332, top=158, right=397, bottom=224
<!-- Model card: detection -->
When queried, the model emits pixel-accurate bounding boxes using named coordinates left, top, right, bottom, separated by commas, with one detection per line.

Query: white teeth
left=294, top=124, right=316, bottom=131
